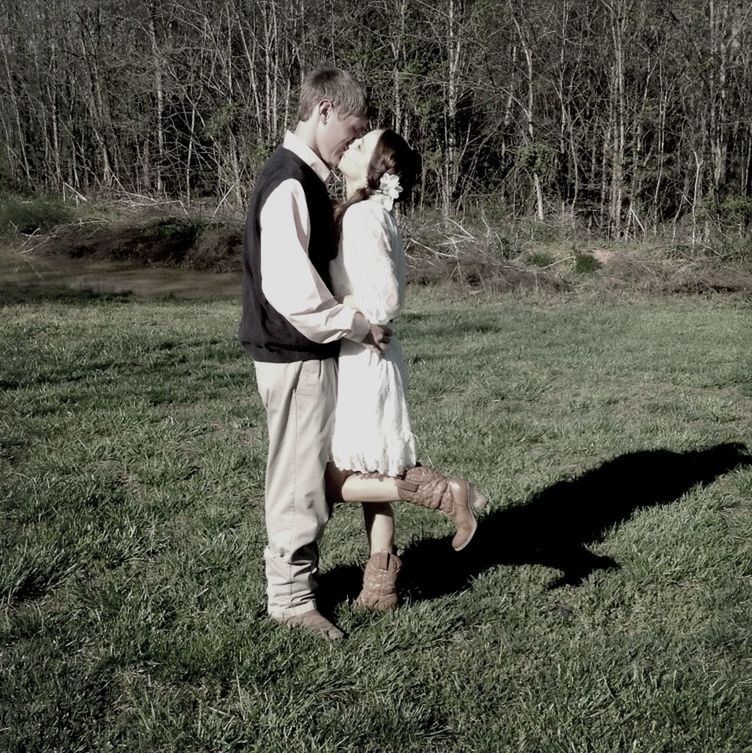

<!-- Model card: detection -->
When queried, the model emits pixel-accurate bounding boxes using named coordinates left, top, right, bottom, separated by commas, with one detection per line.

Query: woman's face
left=338, top=129, right=384, bottom=184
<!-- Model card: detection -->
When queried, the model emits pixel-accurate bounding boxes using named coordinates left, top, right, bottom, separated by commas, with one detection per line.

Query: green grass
left=1, top=288, right=751, bottom=752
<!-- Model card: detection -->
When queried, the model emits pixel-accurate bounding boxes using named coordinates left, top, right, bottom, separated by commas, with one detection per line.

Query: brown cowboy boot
left=396, top=465, right=488, bottom=551
left=355, top=551, right=402, bottom=610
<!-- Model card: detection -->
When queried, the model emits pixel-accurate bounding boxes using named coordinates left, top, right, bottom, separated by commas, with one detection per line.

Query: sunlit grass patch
left=1, top=290, right=751, bottom=752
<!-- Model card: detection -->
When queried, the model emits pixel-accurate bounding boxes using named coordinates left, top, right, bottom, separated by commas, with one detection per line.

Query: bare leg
left=362, top=503, right=395, bottom=555
left=325, top=463, right=401, bottom=503
left=343, top=475, right=401, bottom=502
left=325, top=462, right=488, bottom=551
left=325, top=467, right=400, bottom=609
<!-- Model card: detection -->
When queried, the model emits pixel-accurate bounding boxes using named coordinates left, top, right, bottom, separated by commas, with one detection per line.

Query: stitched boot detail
left=355, top=551, right=401, bottom=610
left=396, top=465, right=479, bottom=551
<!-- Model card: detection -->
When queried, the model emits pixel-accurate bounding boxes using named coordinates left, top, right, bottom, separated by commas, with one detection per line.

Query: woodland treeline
left=1, top=0, right=751, bottom=236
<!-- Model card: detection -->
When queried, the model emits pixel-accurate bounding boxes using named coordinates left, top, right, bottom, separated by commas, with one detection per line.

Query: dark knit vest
left=239, top=147, right=340, bottom=362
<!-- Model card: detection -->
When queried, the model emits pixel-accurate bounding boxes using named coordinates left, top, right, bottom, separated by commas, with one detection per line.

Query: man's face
left=317, top=105, right=367, bottom=169
left=338, top=129, right=384, bottom=183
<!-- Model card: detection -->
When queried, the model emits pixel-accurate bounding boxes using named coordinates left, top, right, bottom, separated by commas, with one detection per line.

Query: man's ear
left=318, top=99, right=333, bottom=124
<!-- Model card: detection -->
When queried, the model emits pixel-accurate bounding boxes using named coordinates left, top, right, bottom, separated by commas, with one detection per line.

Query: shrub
left=493, top=234, right=519, bottom=259
left=665, top=243, right=694, bottom=259
left=186, top=222, right=243, bottom=271
left=699, top=194, right=752, bottom=231
left=526, top=250, right=555, bottom=268
left=517, top=142, right=555, bottom=180
left=574, top=252, right=602, bottom=274
left=0, top=196, right=74, bottom=236
left=720, top=196, right=752, bottom=225
left=0, top=155, right=13, bottom=194
left=149, top=217, right=204, bottom=246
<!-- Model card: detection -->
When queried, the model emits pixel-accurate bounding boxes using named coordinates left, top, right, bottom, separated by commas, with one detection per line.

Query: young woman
left=326, top=129, right=487, bottom=610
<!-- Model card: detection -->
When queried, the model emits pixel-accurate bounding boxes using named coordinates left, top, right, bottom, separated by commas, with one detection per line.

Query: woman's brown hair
left=334, top=129, right=419, bottom=237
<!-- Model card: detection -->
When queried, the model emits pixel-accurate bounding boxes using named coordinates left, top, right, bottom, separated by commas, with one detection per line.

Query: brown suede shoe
left=272, top=609, right=345, bottom=640
left=356, top=551, right=402, bottom=610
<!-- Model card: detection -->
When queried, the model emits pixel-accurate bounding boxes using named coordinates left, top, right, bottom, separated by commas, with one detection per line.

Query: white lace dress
left=329, top=195, right=417, bottom=477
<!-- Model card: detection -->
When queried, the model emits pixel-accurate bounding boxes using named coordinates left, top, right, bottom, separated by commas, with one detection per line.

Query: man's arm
left=259, top=179, right=370, bottom=344
left=340, top=294, right=393, bottom=353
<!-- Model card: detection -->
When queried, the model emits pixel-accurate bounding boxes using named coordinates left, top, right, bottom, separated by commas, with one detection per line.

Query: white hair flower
left=376, top=172, right=402, bottom=211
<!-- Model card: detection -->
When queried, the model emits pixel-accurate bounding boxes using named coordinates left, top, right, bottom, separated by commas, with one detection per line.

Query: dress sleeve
left=339, top=202, right=405, bottom=325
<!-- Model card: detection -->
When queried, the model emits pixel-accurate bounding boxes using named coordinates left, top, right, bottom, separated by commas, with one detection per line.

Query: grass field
left=1, top=285, right=751, bottom=752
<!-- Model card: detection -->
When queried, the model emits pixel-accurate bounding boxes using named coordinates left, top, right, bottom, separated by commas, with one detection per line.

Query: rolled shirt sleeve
left=259, top=178, right=369, bottom=343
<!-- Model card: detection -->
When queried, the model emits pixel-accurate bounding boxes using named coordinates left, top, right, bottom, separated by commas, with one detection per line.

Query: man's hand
left=361, top=323, right=393, bottom=355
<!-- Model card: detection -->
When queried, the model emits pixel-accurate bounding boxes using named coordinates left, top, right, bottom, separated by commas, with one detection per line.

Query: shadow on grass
left=319, top=442, right=752, bottom=609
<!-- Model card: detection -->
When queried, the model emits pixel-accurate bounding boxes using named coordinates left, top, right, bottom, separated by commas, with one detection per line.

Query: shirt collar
left=283, top=131, right=331, bottom=183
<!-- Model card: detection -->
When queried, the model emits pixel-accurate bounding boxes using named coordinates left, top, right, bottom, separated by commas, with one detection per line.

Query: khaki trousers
left=253, top=358, right=337, bottom=618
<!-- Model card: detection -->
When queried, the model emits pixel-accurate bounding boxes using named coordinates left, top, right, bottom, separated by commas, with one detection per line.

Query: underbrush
left=0, top=195, right=74, bottom=235
left=0, top=194, right=243, bottom=271
left=3, top=194, right=752, bottom=295
left=404, top=210, right=752, bottom=296
left=37, top=215, right=243, bottom=271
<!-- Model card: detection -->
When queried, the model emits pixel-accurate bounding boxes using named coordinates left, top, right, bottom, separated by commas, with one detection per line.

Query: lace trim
left=331, top=445, right=416, bottom=479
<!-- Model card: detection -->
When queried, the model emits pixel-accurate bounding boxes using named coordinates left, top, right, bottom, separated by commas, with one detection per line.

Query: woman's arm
left=340, top=204, right=404, bottom=325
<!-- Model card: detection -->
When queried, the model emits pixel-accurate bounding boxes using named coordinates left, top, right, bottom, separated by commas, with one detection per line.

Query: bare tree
left=0, top=0, right=750, bottom=235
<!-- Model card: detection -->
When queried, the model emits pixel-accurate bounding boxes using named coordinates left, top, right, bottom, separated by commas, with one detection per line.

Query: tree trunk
left=0, top=32, right=32, bottom=185
left=148, top=15, right=164, bottom=194
left=510, top=3, right=544, bottom=221
left=606, top=0, right=626, bottom=236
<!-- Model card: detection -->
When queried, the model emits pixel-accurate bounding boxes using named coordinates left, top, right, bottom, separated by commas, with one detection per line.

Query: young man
left=239, top=69, right=391, bottom=640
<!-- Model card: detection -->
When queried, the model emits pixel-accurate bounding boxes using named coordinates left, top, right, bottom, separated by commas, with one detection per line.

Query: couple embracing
left=239, top=68, right=487, bottom=640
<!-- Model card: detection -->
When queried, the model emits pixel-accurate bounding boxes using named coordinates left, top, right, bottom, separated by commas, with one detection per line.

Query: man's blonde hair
left=297, top=68, right=368, bottom=122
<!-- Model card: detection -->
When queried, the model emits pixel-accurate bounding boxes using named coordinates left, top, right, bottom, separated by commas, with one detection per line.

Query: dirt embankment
left=19, top=211, right=752, bottom=297
left=32, top=215, right=241, bottom=272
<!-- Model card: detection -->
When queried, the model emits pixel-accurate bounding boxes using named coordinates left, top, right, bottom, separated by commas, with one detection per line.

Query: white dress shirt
left=258, top=131, right=369, bottom=344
